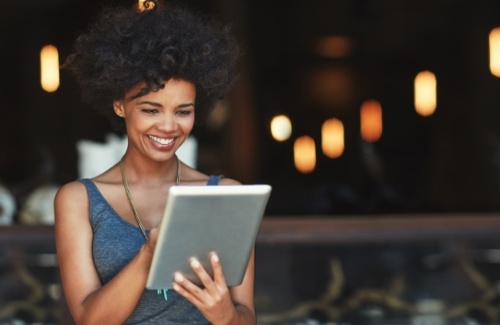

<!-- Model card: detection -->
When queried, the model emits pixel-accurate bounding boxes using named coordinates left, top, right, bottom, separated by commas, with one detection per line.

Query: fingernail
left=191, top=259, right=200, bottom=268
left=211, top=253, right=219, bottom=262
left=174, top=272, right=183, bottom=282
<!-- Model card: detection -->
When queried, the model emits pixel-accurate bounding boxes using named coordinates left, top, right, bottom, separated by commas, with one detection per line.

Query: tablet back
left=146, top=184, right=271, bottom=290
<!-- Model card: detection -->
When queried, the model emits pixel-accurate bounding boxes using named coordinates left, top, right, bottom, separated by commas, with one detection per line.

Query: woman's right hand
left=146, top=226, right=160, bottom=256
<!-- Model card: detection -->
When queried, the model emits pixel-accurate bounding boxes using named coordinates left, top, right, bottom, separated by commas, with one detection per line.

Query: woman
left=54, top=1, right=255, bottom=324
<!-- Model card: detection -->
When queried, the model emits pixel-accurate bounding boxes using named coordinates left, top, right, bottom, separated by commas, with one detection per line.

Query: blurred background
left=2, top=0, right=500, bottom=324
left=1, top=0, right=500, bottom=216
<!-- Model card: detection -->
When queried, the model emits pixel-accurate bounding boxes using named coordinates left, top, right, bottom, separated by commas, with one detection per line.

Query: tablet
left=146, top=184, right=272, bottom=290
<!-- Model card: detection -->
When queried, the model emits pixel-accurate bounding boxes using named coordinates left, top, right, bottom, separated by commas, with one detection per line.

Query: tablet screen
left=146, top=184, right=271, bottom=289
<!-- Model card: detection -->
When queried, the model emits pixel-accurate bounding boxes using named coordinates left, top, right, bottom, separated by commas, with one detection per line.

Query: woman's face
left=113, top=79, right=196, bottom=162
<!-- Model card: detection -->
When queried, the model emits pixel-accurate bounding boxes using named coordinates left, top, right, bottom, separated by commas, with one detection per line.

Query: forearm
left=236, top=303, right=257, bottom=325
left=71, top=245, right=152, bottom=325
left=219, top=303, right=256, bottom=325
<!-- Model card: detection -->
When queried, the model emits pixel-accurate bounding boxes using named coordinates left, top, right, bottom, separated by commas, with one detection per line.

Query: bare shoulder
left=218, top=177, right=241, bottom=185
left=55, top=180, right=87, bottom=203
left=54, top=180, right=89, bottom=219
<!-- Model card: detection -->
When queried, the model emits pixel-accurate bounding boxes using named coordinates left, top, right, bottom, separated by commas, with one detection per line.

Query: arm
left=229, top=250, right=257, bottom=324
left=54, top=181, right=155, bottom=325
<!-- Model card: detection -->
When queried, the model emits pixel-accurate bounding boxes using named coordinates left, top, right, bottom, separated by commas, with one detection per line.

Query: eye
left=177, top=109, right=193, bottom=116
left=141, top=108, right=159, bottom=115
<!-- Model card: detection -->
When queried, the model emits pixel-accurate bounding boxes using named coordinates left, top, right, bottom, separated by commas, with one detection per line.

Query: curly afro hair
left=64, top=0, right=240, bottom=130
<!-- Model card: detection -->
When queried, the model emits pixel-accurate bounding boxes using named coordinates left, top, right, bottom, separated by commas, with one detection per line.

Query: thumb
left=146, top=226, right=159, bottom=253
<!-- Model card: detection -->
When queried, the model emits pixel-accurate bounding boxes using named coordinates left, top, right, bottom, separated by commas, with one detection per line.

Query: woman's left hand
left=172, top=252, right=237, bottom=325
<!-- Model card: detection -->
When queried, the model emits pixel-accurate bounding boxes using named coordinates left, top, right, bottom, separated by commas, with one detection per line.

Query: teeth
left=149, top=135, right=174, bottom=145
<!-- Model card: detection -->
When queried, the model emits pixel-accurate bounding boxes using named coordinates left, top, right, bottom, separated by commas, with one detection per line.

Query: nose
left=157, top=112, right=177, bottom=132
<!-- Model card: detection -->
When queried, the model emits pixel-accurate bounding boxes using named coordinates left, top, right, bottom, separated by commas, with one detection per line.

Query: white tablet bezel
left=146, top=184, right=271, bottom=290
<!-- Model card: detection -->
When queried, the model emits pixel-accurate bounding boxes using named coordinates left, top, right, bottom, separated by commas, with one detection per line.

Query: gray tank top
left=79, top=175, right=223, bottom=325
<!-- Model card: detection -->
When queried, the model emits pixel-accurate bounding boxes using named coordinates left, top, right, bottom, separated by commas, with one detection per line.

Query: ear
left=113, top=101, right=125, bottom=118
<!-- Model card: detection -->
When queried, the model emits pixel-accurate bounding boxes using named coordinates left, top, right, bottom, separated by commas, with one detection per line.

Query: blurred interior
left=2, top=0, right=500, bottom=324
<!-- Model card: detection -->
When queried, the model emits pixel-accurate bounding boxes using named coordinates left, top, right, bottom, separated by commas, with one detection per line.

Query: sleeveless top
left=79, top=175, right=223, bottom=325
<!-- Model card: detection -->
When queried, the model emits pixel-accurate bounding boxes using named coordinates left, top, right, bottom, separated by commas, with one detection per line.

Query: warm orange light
left=138, top=0, right=154, bottom=11
left=360, top=100, right=383, bottom=142
left=315, top=36, right=352, bottom=58
left=489, top=27, right=500, bottom=77
left=294, top=136, right=316, bottom=174
left=308, top=66, right=354, bottom=109
left=270, top=115, right=292, bottom=141
left=321, top=118, right=344, bottom=158
left=414, top=70, right=436, bottom=116
left=40, top=45, right=59, bottom=93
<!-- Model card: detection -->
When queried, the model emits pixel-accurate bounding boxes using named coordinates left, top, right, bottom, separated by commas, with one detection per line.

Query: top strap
left=207, top=175, right=223, bottom=185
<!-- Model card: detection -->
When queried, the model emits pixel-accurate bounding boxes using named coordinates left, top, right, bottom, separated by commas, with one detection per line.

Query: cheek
left=127, top=116, right=150, bottom=131
left=181, top=116, right=195, bottom=133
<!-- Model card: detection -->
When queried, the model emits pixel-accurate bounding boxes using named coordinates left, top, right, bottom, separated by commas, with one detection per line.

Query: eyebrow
left=137, top=101, right=162, bottom=107
left=137, top=101, right=195, bottom=108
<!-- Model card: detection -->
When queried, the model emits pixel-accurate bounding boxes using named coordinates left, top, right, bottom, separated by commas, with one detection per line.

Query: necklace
left=120, top=156, right=181, bottom=242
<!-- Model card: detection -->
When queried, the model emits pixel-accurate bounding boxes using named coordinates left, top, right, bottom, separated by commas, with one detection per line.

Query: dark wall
left=2, top=0, right=500, bottom=215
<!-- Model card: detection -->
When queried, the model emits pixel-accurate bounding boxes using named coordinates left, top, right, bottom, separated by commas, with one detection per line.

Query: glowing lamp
left=489, top=27, right=500, bottom=77
left=414, top=70, right=436, bottom=116
left=270, top=115, right=292, bottom=141
left=40, top=45, right=60, bottom=93
left=360, top=100, right=382, bottom=142
left=294, top=136, right=316, bottom=174
left=322, top=118, right=344, bottom=158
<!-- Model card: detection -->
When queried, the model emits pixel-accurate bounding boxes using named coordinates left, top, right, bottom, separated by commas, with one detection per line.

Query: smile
left=148, top=135, right=174, bottom=145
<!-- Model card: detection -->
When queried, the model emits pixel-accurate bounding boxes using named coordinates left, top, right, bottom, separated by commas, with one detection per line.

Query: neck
left=120, top=154, right=180, bottom=186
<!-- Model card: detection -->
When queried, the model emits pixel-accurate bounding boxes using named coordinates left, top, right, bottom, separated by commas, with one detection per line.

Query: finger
left=173, top=282, right=204, bottom=308
left=149, top=226, right=159, bottom=239
left=146, top=227, right=159, bottom=253
left=210, top=252, right=227, bottom=286
left=173, top=272, right=205, bottom=305
left=189, top=258, right=218, bottom=293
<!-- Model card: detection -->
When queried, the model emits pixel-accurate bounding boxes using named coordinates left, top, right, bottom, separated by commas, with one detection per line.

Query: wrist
left=140, top=242, right=154, bottom=262
left=216, top=304, right=254, bottom=325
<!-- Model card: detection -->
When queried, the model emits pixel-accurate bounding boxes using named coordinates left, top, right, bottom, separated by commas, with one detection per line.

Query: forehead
left=126, top=79, right=196, bottom=102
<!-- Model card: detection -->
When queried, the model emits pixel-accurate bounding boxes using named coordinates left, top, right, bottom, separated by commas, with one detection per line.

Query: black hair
left=64, top=0, right=239, bottom=130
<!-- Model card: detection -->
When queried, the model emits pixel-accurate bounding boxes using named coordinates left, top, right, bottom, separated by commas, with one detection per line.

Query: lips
left=148, top=135, right=174, bottom=145
left=147, top=135, right=178, bottom=152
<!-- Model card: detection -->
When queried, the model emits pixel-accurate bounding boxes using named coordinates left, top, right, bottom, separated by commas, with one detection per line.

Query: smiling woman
left=53, top=1, right=257, bottom=324
left=112, top=79, right=196, bottom=159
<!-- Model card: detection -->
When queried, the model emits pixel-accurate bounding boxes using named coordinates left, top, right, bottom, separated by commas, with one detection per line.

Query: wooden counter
left=3, top=213, right=500, bottom=246
left=257, top=213, right=500, bottom=244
